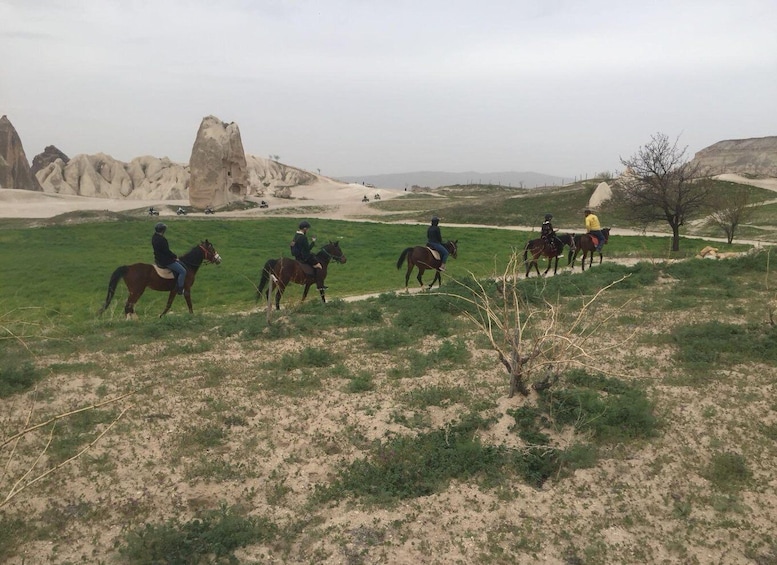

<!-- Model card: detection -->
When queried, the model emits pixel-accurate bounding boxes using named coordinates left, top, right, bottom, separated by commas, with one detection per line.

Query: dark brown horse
left=396, top=240, right=458, bottom=289
left=256, top=241, right=346, bottom=310
left=99, top=240, right=221, bottom=318
left=523, top=233, right=576, bottom=277
left=570, top=228, right=611, bottom=271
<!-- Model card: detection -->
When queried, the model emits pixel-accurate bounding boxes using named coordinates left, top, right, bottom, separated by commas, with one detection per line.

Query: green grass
left=120, top=504, right=277, bottom=564
left=0, top=216, right=752, bottom=329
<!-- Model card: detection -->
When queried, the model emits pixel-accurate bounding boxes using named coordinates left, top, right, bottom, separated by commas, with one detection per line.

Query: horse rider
left=584, top=209, right=606, bottom=252
left=427, top=216, right=449, bottom=271
left=152, top=222, right=187, bottom=295
left=291, top=220, right=327, bottom=290
left=541, top=213, right=565, bottom=258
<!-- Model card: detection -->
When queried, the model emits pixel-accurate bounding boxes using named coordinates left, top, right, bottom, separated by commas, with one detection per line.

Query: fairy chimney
left=0, top=115, right=42, bottom=190
left=188, top=116, right=248, bottom=209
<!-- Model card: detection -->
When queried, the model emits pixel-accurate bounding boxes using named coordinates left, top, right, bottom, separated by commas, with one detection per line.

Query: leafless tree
left=617, top=133, right=713, bottom=252
left=708, top=187, right=752, bottom=244
left=441, top=253, right=633, bottom=397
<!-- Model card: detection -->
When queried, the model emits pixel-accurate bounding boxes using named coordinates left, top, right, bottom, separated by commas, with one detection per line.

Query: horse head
left=603, top=228, right=611, bottom=243
left=322, top=241, right=347, bottom=264
left=445, top=240, right=459, bottom=259
left=199, top=240, right=222, bottom=264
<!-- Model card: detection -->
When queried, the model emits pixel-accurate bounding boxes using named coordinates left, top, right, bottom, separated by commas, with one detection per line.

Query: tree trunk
left=671, top=223, right=681, bottom=252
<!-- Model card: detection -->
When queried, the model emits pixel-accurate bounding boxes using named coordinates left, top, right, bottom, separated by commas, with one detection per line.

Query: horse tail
left=397, top=247, right=412, bottom=269
left=523, top=240, right=531, bottom=262
left=98, top=265, right=128, bottom=315
left=256, top=259, right=277, bottom=299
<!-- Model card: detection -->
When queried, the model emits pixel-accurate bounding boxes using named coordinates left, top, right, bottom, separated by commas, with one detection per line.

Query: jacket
left=291, top=231, right=315, bottom=261
left=152, top=233, right=177, bottom=266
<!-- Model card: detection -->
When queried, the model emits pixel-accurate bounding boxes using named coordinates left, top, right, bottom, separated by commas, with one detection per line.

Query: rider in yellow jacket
left=584, top=209, right=606, bottom=252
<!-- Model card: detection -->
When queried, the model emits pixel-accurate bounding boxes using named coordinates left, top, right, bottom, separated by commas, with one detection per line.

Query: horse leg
left=428, top=271, right=439, bottom=289
left=547, top=257, right=558, bottom=276
left=160, top=288, right=177, bottom=317
left=183, top=287, right=194, bottom=314
left=125, top=288, right=145, bottom=318
left=416, top=267, right=425, bottom=287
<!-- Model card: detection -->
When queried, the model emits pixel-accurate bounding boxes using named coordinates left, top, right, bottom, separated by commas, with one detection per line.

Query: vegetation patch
left=0, top=361, right=41, bottom=397
left=119, top=504, right=277, bottom=564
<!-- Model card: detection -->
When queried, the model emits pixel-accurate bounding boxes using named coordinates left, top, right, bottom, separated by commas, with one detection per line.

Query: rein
left=199, top=243, right=216, bottom=263
left=318, top=245, right=345, bottom=264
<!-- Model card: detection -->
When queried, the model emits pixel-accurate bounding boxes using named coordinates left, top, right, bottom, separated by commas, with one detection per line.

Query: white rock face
left=188, top=116, right=248, bottom=209
left=692, top=136, right=777, bottom=177
left=36, top=153, right=188, bottom=200
left=245, top=155, right=317, bottom=197
left=588, top=181, right=612, bottom=208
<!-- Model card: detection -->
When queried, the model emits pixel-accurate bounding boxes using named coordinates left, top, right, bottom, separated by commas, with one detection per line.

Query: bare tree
left=442, top=252, right=633, bottom=397
left=708, top=187, right=752, bottom=244
left=618, top=133, right=713, bottom=252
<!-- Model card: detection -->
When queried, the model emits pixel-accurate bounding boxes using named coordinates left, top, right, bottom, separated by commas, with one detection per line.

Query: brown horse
left=99, top=240, right=222, bottom=318
left=396, top=240, right=458, bottom=289
left=256, top=241, right=346, bottom=310
left=523, top=233, right=576, bottom=277
left=570, top=228, right=611, bottom=271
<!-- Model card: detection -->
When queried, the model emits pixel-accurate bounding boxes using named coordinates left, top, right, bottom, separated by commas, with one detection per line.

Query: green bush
left=120, top=504, right=277, bottom=564
left=0, top=361, right=40, bottom=397
left=706, top=452, right=752, bottom=492
left=672, top=322, right=777, bottom=367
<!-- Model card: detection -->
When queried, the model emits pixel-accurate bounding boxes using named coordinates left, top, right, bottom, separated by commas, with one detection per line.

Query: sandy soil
left=0, top=180, right=404, bottom=221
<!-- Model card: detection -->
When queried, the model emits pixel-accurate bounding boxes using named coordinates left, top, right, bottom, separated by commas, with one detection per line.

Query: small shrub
left=120, top=504, right=277, bottom=564
left=346, top=372, right=375, bottom=393
left=706, top=452, right=752, bottom=491
left=0, top=361, right=40, bottom=397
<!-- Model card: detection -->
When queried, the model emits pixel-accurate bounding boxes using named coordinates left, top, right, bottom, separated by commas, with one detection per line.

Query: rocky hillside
left=692, top=136, right=777, bottom=177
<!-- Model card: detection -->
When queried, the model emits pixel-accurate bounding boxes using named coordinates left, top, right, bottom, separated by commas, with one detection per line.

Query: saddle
left=153, top=265, right=175, bottom=279
left=426, top=246, right=442, bottom=261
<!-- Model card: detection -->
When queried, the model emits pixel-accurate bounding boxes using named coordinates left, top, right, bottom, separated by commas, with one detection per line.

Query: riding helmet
left=431, top=216, right=440, bottom=224
left=154, top=222, right=167, bottom=233
left=299, top=220, right=311, bottom=229
left=545, top=213, right=553, bottom=221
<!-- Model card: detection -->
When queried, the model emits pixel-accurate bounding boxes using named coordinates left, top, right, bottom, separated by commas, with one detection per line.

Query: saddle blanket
left=152, top=265, right=175, bottom=279
left=426, top=246, right=441, bottom=261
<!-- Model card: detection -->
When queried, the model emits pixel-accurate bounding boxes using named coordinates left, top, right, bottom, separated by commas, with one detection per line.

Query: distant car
left=176, top=207, right=187, bottom=215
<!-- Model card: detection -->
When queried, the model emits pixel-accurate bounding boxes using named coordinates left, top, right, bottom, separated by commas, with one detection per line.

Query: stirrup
left=438, top=264, right=446, bottom=272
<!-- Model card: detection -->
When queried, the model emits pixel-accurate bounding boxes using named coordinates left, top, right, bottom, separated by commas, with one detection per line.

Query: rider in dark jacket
left=541, top=213, right=564, bottom=258
left=426, top=216, right=449, bottom=271
left=291, top=220, right=326, bottom=290
left=152, top=222, right=187, bottom=295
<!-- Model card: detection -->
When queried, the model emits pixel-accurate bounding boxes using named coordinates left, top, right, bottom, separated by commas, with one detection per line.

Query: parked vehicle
left=176, top=207, right=188, bottom=216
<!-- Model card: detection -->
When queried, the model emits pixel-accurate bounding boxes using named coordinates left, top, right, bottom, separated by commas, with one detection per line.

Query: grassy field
left=0, top=213, right=751, bottom=325
left=2, top=188, right=777, bottom=564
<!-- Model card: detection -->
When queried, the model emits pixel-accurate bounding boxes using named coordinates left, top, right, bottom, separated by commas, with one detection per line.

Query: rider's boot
left=439, top=263, right=446, bottom=272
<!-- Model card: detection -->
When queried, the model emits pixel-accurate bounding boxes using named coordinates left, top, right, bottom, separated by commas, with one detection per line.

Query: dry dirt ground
left=3, top=182, right=777, bottom=564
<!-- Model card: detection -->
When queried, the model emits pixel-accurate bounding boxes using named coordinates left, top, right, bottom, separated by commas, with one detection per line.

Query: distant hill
left=335, top=170, right=568, bottom=190
left=692, top=136, right=777, bottom=177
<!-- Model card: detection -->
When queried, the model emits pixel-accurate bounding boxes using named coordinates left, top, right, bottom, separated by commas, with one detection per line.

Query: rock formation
left=245, top=155, right=317, bottom=197
left=31, top=145, right=69, bottom=175
left=588, top=181, right=612, bottom=208
left=0, top=115, right=42, bottom=190
left=188, top=116, right=248, bottom=209
left=692, top=136, right=777, bottom=177
left=35, top=153, right=188, bottom=200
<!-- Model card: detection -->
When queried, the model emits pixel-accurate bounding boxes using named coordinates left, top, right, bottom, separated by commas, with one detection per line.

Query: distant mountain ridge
left=335, top=170, right=568, bottom=190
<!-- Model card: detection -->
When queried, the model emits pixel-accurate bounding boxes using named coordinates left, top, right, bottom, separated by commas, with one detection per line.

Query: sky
left=2, top=0, right=776, bottom=179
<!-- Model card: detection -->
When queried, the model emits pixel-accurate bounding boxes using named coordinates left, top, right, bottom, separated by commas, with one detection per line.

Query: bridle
left=318, top=244, right=346, bottom=264
left=199, top=243, right=222, bottom=264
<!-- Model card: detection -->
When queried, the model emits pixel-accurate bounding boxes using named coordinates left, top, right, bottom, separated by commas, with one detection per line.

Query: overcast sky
left=2, top=0, right=776, bottom=178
